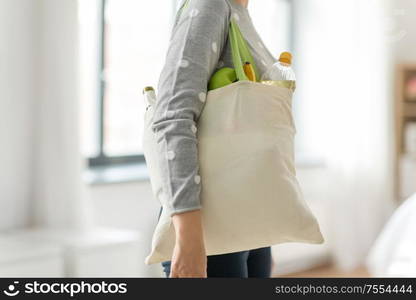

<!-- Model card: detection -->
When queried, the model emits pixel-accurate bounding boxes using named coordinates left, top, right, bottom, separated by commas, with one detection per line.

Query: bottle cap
left=278, top=52, right=292, bottom=65
left=143, top=86, right=154, bottom=94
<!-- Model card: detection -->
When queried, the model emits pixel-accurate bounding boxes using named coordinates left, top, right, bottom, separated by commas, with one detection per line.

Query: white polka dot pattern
left=191, top=124, right=197, bottom=133
left=167, top=151, right=175, bottom=160
left=233, top=13, right=240, bottom=21
left=179, top=59, right=189, bottom=68
left=189, top=8, right=199, bottom=17
left=166, top=110, right=174, bottom=118
left=198, top=92, right=206, bottom=103
left=212, top=42, right=218, bottom=53
left=194, top=175, right=201, bottom=184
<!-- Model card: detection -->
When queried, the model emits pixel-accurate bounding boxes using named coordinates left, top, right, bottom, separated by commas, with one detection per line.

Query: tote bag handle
left=229, top=19, right=259, bottom=82
left=177, top=0, right=260, bottom=82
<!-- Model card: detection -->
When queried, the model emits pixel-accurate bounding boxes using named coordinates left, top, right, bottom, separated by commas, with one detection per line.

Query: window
left=79, top=0, right=178, bottom=167
left=80, top=0, right=293, bottom=168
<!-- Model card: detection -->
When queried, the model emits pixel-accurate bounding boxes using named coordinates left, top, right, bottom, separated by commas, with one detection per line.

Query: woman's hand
left=170, top=210, right=207, bottom=278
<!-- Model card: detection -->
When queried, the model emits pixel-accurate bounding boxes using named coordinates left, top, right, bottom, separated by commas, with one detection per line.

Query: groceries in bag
left=243, top=62, right=256, bottom=82
left=261, top=52, right=296, bottom=91
left=208, top=67, right=238, bottom=91
left=143, top=86, right=156, bottom=110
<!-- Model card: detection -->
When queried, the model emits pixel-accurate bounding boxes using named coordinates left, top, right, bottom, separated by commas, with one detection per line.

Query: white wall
left=32, top=0, right=90, bottom=230
left=87, top=180, right=162, bottom=275
left=88, top=181, right=159, bottom=235
left=0, top=0, right=39, bottom=230
left=1, top=0, right=88, bottom=231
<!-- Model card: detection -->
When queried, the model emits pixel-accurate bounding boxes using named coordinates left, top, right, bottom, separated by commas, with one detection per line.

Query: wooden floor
left=276, top=265, right=370, bottom=278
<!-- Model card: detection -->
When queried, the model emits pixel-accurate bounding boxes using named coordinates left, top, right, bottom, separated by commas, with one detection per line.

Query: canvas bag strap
left=177, top=0, right=259, bottom=82
left=229, top=19, right=259, bottom=81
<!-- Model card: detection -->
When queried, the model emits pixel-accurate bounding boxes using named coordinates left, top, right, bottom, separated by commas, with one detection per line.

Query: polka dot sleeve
left=151, top=0, right=231, bottom=216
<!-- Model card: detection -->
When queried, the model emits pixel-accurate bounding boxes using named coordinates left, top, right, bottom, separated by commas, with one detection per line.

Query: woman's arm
left=170, top=210, right=206, bottom=277
left=152, top=0, right=231, bottom=216
left=151, top=0, right=231, bottom=277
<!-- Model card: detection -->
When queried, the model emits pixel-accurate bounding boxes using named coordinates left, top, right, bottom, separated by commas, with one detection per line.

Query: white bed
left=366, top=194, right=416, bottom=277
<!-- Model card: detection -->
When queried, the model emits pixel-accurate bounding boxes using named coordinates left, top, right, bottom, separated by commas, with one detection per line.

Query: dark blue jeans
left=158, top=207, right=272, bottom=278
left=161, top=246, right=272, bottom=278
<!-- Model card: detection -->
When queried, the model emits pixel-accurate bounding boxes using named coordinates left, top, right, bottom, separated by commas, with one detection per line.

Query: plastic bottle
left=261, top=52, right=296, bottom=90
left=143, top=86, right=156, bottom=110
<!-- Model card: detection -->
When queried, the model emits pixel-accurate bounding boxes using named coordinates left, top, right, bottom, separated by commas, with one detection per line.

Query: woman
left=151, top=0, right=277, bottom=278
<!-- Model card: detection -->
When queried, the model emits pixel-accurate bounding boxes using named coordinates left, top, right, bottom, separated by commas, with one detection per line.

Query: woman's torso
left=218, top=0, right=277, bottom=79
left=175, top=0, right=277, bottom=79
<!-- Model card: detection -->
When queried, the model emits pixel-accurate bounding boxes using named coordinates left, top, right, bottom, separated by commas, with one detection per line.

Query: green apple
left=208, top=67, right=237, bottom=91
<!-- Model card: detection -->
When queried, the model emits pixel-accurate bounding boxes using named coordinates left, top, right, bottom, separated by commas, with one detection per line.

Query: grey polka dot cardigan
left=151, top=0, right=276, bottom=216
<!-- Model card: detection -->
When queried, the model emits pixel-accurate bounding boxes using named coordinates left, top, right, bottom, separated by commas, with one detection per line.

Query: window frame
left=88, top=0, right=147, bottom=168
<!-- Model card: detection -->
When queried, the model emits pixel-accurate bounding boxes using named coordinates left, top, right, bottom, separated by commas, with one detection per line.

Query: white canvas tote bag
left=143, top=17, right=324, bottom=265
